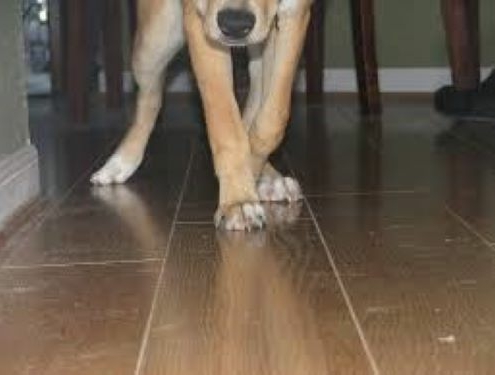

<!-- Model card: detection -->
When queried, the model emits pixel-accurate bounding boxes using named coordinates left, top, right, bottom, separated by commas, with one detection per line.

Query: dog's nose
left=217, top=9, right=256, bottom=40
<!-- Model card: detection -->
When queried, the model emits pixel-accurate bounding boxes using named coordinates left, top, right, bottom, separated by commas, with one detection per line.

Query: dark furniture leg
left=127, top=0, right=138, bottom=39
left=441, top=0, right=480, bottom=90
left=66, top=0, right=89, bottom=122
left=103, top=0, right=124, bottom=108
left=350, top=0, right=381, bottom=115
left=47, top=0, right=65, bottom=96
left=305, top=0, right=325, bottom=104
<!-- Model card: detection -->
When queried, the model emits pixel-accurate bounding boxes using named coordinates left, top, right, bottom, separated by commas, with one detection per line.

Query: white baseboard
left=100, top=67, right=493, bottom=94
left=0, top=144, right=40, bottom=230
left=311, top=67, right=492, bottom=93
left=27, top=72, right=51, bottom=95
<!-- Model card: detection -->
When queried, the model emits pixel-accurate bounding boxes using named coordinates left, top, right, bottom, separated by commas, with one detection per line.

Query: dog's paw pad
left=90, top=154, right=141, bottom=185
left=257, top=176, right=303, bottom=202
left=215, top=202, right=266, bottom=231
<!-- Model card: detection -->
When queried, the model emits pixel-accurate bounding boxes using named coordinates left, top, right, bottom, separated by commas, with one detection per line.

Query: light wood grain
left=142, top=224, right=371, bottom=374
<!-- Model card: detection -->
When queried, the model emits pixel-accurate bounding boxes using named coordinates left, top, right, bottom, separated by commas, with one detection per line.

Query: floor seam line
left=133, top=141, right=196, bottom=375
left=1, top=258, right=162, bottom=270
left=303, top=197, right=381, bottom=375
left=304, top=189, right=430, bottom=198
left=283, top=151, right=381, bottom=375
left=175, top=220, right=213, bottom=225
left=445, top=204, right=495, bottom=249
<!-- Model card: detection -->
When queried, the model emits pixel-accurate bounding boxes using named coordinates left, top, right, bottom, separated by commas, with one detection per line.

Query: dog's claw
left=215, top=202, right=266, bottom=231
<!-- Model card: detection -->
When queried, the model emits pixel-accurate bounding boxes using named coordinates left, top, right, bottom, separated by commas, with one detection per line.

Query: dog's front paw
left=90, top=153, right=142, bottom=185
left=257, top=176, right=303, bottom=202
left=214, top=202, right=266, bottom=231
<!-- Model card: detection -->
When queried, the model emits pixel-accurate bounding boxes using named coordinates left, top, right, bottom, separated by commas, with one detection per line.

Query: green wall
left=325, top=0, right=495, bottom=68
left=123, top=1, right=495, bottom=70
left=0, top=0, right=30, bottom=157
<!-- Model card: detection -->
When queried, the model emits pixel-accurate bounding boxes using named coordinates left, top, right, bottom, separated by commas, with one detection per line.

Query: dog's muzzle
left=217, top=8, right=256, bottom=40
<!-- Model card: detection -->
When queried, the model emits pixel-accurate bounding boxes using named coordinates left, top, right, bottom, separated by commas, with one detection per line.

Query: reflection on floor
left=2, top=94, right=495, bottom=374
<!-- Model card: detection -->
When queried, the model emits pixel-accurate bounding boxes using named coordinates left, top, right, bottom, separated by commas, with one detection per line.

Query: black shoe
left=434, top=69, right=495, bottom=121
left=434, top=85, right=475, bottom=116
left=480, top=68, right=495, bottom=95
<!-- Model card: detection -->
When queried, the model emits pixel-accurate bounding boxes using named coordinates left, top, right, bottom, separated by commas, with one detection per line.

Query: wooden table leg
left=441, top=0, right=480, bottom=90
left=305, top=0, right=325, bottom=104
left=350, top=0, right=381, bottom=115
left=103, top=0, right=124, bottom=108
left=66, top=0, right=89, bottom=122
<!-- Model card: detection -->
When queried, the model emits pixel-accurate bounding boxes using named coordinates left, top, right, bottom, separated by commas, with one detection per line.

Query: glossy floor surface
left=2, top=95, right=495, bottom=374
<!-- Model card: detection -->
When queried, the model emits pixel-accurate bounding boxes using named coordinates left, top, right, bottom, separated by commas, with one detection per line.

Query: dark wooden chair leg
left=305, top=0, right=325, bottom=105
left=66, top=0, right=89, bottom=122
left=467, top=0, right=480, bottom=76
left=103, top=0, right=124, bottom=108
left=127, top=0, right=138, bottom=39
left=47, top=0, right=65, bottom=96
left=441, top=0, right=480, bottom=90
left=232, top=48, right=250, bottom=106
left=350, top=0, right=381, bottom=115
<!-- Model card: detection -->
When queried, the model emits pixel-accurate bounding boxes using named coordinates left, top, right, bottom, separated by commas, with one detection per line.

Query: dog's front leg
left=184, top=3, right=265, bottom=231
left=244, top=28, right=302, bottom=203
left=249, top=8, right=311, bottom=183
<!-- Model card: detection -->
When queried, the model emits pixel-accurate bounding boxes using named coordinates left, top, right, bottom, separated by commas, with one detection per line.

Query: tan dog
left=91, top=0, right=312, bottom=230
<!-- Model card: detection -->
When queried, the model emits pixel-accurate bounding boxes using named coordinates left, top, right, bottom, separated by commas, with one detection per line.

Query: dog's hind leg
left=244, top=27, right=303, bottom=202
left=91, top=0, right=184, bottom=185
left=184, top=2, right=265, bottom=231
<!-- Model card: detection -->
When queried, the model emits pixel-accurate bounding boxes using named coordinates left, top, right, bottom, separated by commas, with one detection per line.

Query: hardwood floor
left=2, top=94, right=495, bottom=374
